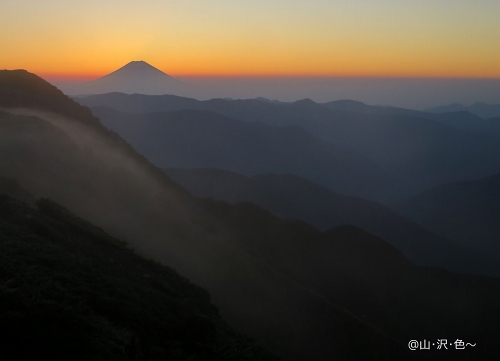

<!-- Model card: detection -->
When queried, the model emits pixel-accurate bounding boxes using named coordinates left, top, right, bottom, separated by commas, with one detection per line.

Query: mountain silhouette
left=0, top=69, right=398, bottom=360
left=2, top=70, right=500, bottom=360
left=75, top=61, right=183, bottom=95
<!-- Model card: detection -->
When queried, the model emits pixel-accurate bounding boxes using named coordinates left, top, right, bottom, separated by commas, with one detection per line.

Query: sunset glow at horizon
left=2, top=0, right=499, bottom=79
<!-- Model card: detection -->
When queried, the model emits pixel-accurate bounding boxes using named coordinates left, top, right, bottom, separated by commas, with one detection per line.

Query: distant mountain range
left=3, top=69, right=500, bottom=359
left=91, top=106, right=399, bottom=202
left=78, top=93, right=500, bottom=203
left=425, top=102, right=500, bottom=119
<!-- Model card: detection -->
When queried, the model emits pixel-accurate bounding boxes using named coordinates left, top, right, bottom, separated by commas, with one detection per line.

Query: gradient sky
left=1, top=0, right=499, bottom=78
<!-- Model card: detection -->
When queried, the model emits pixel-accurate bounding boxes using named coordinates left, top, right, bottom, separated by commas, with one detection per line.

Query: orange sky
left=2, top=0, right=499, bottom=79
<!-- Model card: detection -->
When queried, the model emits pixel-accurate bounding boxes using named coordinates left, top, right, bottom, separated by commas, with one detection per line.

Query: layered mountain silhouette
left=77, top=93, right=500, bottom=203
left=397, top=172, right=500, bottom=258
left=69, top=61, right=183, bottom=95
left=91, top=106, right=398, bottom=202
left=2, top=70, right=500, bottom=360
left=164, top=168, right=499, bottom=276
left=1, top=70, right=380, bottom=360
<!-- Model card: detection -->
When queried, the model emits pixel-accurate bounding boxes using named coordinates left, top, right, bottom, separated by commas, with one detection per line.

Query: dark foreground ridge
left=0, top=193, right=277, bottom=361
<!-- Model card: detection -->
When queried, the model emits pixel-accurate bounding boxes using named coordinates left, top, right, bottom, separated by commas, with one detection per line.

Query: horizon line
left=39, top=72, right=500, bottom=82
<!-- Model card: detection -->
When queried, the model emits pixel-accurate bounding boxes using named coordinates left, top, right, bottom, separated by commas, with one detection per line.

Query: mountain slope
left=0, top=194, right=277, bottom=361
left=0, top=69, right=102, bottom=126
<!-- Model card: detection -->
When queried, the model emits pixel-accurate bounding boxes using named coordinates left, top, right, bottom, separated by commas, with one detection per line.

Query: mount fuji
left=66, top=61, right=184, bottom=95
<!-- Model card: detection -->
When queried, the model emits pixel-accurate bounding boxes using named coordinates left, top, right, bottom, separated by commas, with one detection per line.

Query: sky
left=1, top=0, right=499, bottom=79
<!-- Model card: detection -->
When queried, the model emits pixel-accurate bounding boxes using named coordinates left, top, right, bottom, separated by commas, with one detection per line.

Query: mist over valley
left=0, top=63, right=499, bottom=361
